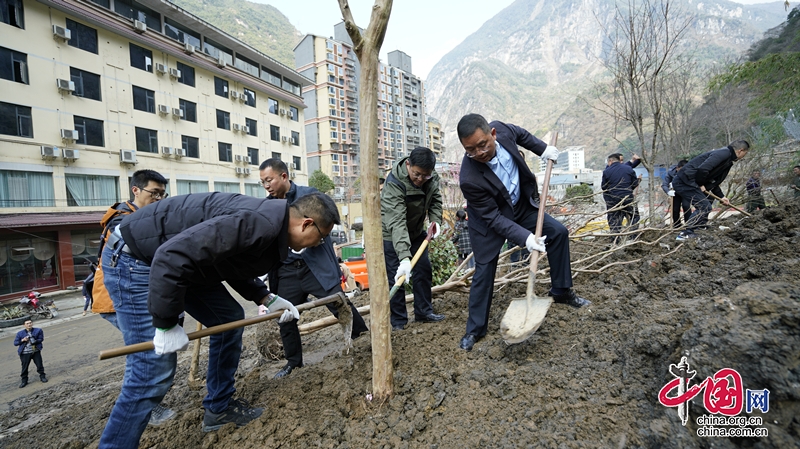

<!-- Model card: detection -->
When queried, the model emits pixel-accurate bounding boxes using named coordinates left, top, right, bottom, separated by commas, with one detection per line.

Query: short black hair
left=259, top=158, right=288, bottom=174
left=290, top=192, right=341, bottom=228
left=730, top=140, right=750, bottom=151
left=408, top=147, right=436, bottom=171
left=607, top=153, right=622, bottom=162
left=794, top=165, right=800, bottom=170
left=456, top=210, right=466, bottom=220
left=379, top=177, right=385, bottom=185
left=131, top=170, right=167, bottom=189
left=677, top=159, right=688, bottom=168
left=457, top=113, right=491, bottom=141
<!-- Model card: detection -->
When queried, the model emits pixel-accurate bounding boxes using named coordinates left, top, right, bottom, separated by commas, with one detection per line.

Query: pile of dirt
left=1, top=203, right=798, bottom=449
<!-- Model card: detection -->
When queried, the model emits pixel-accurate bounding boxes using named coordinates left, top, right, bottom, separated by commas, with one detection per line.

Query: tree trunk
left=337, top=0, right=394, bottom=400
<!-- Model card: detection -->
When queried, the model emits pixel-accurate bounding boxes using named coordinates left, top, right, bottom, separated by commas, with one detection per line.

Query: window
left=244, top=183, right=262, bottom=198
left=268, top=98, right=278, bottom=114
left=270, top=125, right=280, bottom=141
left=215, top=182, right=239, bottom=193
left=271, top=152, right=281, bottom=160
left=1, top=0, right=24, bottom=28
left=66, top=19, right=97, bottom=54
left=245, top=118, right=257, bottom=136
left=293, top=156, right=301, bottom=172
left=203, top=38, right=233, bottom=66
left=114, top=0, right=160, bottom=30
left=132, top=86, right=155, bottom=113
left=135, top=127, right=158, bottom=153
left=260, top=67, right=281, bottom=87
left=181, top=135, right=199, bottom=158
left=179, top=99, right=196, bottom=122
left=331, top=154, right=339, bottom=162
left=291, top=131, right=299, bottom=146
left=129, top=43, right=152, bottom=72
left=176, top=179, right=208, bottom=195
left=65, top=174, right=118, bottom=206
left=164, top=17, right=200, bottom=48
left=0, top=101, right=31, bottom=138
left=70, top=68, right=101, bottom=101
left=235, top=54, right=259, bottom=78
left=218, top=142, right=232, bottom=162
left=73, top=116, right=104, bottom=146
left=243, top=88, right=255, bottom=107
left=290, top=106, right=299, bottom=122
left=247, top=147, right=259, bottom=166
left=332, top=165, right=339, bottom=174
left=0, top=170, right=54, bottom=207
left=214, top=77, right=228, bottom=98
left=0, top=46, right=27, bottom=84
left=176, top=62, right=194, bottom=87
left=331, top=131, right=338, bottom=139
left=216, top=110, right=230, bottom=130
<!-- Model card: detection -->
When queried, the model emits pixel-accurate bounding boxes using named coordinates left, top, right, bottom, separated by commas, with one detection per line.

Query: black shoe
left=19, top=380, right=27, bottom=388
left=552, top=289, right=591, bottom=308
left=40, top=375, right=48, bottom=383
left=415, top=313, right=445, bottom=323
left=273, top=364, right=299, bottom=379
left=392, top=324, right=405, bottom=331
left=202, top=398, right=263, bottom=432
left=459, top=334, right=477, bottom=351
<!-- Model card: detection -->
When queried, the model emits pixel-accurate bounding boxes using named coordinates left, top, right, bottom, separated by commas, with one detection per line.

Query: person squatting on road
left=260, top=158, right=368, bottom=380
left=381, top=147, right=446, bottom=331
left=98, top=191, right=339, bottom=448
left=456, top=114, right=591, bottom=352
left=14, top=319, right=47, bottom=388
left=672, top=140, right=750, bottom=241
left=662, top=160, right=690, bottom=228
left=601, top=153, right=641, bottom=240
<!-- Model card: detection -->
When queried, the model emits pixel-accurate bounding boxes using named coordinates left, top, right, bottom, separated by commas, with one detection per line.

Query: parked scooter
left=19, top=291, right=59, bottom=319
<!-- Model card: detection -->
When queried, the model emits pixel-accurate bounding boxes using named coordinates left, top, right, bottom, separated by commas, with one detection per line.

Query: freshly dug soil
left=1, top=203, right=798, bottom=449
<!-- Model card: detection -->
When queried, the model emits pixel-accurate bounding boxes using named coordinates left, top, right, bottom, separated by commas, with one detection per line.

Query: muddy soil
left=1, top=203, right=798, bottom=449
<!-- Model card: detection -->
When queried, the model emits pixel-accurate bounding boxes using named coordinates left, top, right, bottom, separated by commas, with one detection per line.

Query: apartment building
left=0, top=0, right=309, bottom=300
left=426, top=116, right=445, bottom=156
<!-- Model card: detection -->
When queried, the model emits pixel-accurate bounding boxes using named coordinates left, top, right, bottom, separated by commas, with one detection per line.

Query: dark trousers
left=466, top=201, right=572, bottom=338
left=275, top=261, right=368, bottom=367
left=672, top=177, right=712, bottom=231
left=384, top=233, right=434, bottom=327
left=671, top=193, right=692, bottom=228
left=20, top=351, right=45, bottom=381
left=606, top=197, right=640, bottom=234
left=746, top=195, right=766, bottom=213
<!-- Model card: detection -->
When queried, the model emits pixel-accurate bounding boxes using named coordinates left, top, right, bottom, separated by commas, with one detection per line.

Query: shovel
left=704, top=191, right=752, bottom=217
left=99, top=292, right=350, bottom=360
left=500, top=145, right=556, bottom=344
left=388, top=222, right=436, bottom=298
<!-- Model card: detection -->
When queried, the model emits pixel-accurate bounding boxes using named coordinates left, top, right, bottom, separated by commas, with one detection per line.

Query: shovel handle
left=704, top=191, right=752, bottom=217
left=529, top=133, right=557, bottom=274
left=98, top=292, right=346, bottom=360
left=388, top=222, right=436, bottom=298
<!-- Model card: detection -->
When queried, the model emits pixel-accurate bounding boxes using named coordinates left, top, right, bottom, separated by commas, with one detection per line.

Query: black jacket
left=661, top=164, right=679, bottom=194
left=678, top=146, right=738, bottom=198
left=601, top=161, right=639, bottom=206
left=459, top=121, right=547, bottom=264
left=119, top=192, right=289, bottom=328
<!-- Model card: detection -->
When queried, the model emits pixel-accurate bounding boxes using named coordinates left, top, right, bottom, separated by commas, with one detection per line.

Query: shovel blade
left=499, top=296, right=553, bottom=344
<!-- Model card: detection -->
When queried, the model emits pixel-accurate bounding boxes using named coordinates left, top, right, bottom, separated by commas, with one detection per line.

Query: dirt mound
left=1, top=203, right=798, bottom=448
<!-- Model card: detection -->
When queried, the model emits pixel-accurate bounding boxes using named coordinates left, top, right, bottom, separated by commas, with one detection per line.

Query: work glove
left=394, top=258, right=412, bottom=284
left=668, top=190, right=675, bottom=197
left=525, top=234, right=547, bottom=254
left=541, top=146, right=559, bottom=162
left=153, top=325, right=189, bottom=355
left=430, top=222, right=441, bottom=239
left=264, top=294, right=300, bottom=323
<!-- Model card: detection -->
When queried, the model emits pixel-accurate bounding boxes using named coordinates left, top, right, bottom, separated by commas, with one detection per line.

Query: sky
left=254, top=0, right=786, bottom=80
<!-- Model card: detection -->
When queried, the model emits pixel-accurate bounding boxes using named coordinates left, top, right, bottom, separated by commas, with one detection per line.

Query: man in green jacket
left=382, top=147, right=445, bottom=330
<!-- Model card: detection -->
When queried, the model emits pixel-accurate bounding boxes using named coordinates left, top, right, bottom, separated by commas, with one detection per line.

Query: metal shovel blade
left=335, top=297, right=354, bottom=354
left=500, top=295, right=553, bottom=344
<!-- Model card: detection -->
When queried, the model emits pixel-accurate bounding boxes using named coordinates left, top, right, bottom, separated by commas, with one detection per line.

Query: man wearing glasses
left=259, top=158, right=368, bottom=379
left=381, top=146, right=445, bottom=330
left=456, top=114, right=590, bottom=351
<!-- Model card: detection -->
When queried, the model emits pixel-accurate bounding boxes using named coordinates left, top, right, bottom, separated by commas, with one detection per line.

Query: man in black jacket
left=99, top=191, right=339, bottom=447
left=661, top=160, right=690, bottom=228
left=673, top=140, right=750, bottom=241
left=260, top=159, right=368, bottom=379
left=456, top=114, right=590, bottom=351
left=601, top=153, right=640, bottom=239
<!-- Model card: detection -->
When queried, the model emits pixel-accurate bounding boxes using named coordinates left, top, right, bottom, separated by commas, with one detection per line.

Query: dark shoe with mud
left=19, top=379, right=27, bottom=388
left=552, top=289, right=591, bottom=308
left=273, top=363, right=299, bottom=379
left=459, top=334, right=477, bottom=351
left=202, top=398, right=263, bottom=432
left=415, top=313, right=445, bottom=323
left=40, top=375, right=48, bottom=383
left=392, top=324, right=405, bottom=331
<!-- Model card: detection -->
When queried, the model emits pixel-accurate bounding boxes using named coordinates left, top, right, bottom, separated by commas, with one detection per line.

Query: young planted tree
left=308, top=169, right=336, bottom=194
left=336, top=0, right=394, bottom=399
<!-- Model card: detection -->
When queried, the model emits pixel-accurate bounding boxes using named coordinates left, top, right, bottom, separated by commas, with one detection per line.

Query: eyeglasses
left=464, top=141, right=492, bottom=159
left=304, top=215, right=327, bottom=243
left=141, top=188, right=168, bottom=199
left=260, top=178, right=273, bottom=186
left=406, top=161, right=433, bottom=181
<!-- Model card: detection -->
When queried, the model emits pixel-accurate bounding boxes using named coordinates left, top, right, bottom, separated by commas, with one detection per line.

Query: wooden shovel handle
left=388, top=222, right=436, bottom=298
left=528, top=132, right=557, bottom=289
left=704, top=191, right=752, bottom=217
left=98, top=292, right=346, bottom=360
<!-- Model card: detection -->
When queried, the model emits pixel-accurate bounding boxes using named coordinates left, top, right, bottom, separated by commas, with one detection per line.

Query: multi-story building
left=538, top=146, right=586, bottom=173
left=426, top=116, right=445, bottom=157
left=0, top=0, right=309, bottom=300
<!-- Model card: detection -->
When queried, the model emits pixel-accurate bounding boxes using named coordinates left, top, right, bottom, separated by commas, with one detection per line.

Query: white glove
left=525, top=234, right=547, bottom=254
left=541, top=145, right=559, bottom=162
left=265, top=294, right=300, bottom=323
left=668, top=190, right=675, bottom=197
left=394, top=258, right=412, bottom=284
left=430, top=222, right=441, bottom=239
left=153, top=325, right=189, bottom=355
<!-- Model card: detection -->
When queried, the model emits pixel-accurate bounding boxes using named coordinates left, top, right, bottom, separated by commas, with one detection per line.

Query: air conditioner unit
left=169, top=68, right=181, bottom=78
left=61, top=129, right=79, bottom=141
left=235, top=167, right=245, bottom=175
left=183, top=43, right=195, bottom=54
left=232, top=123, right=241, bottom=132
left=290, top=170, right=296, bottom=179
left=217, top=56, right=226, bottom=67
left=230, top=91, right=239, bottom=100
left=56, top=78, right=75, bottom=92
left=120, top=149, right=137, bottom=164
left=279, top=108, right=286, bottom=116
left=155, top=63, right=167, bottom=74
left=235, top=154, right=244, bottom=162
left=243, top=125, right=250, bottom=134
left=245, top=156, right=252, bottom=164
left=134, top=20, right=147, bottom=33
left=41, top=146, right=60, bottom=159
left=158, top=104, right=169, bottom=114
left=171, top=108, right=183, bottom=118
left=281, top=136, right=288, bottom=143
left=243, top=168, right=251, bottom=175
left=161, top=146, right=173, bottom=156
left=63, top=148, right=80, bottom=160
left=238, top=94, right=246, bottom=103
left=289, top=110, right=295, bottom=119
left=175, top=148, right=186, bottom=158
left=52, top=25, right=71, bottom=41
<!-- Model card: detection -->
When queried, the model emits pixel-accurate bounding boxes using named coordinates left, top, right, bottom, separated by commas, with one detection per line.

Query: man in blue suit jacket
left=456, top=114, right=590, bottom=351
left=260, top=159, right=368, bottom=378
left=14, top=319, right=47, bottom=387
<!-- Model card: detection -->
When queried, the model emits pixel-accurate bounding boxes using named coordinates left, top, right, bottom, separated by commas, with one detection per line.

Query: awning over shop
left=0, top=212, right=105, bottom=229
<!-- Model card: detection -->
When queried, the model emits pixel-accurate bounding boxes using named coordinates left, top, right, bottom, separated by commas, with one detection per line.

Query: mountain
left=426, top=0, right=787, bottom=166
left=170, top=0, right=301, bottom=66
